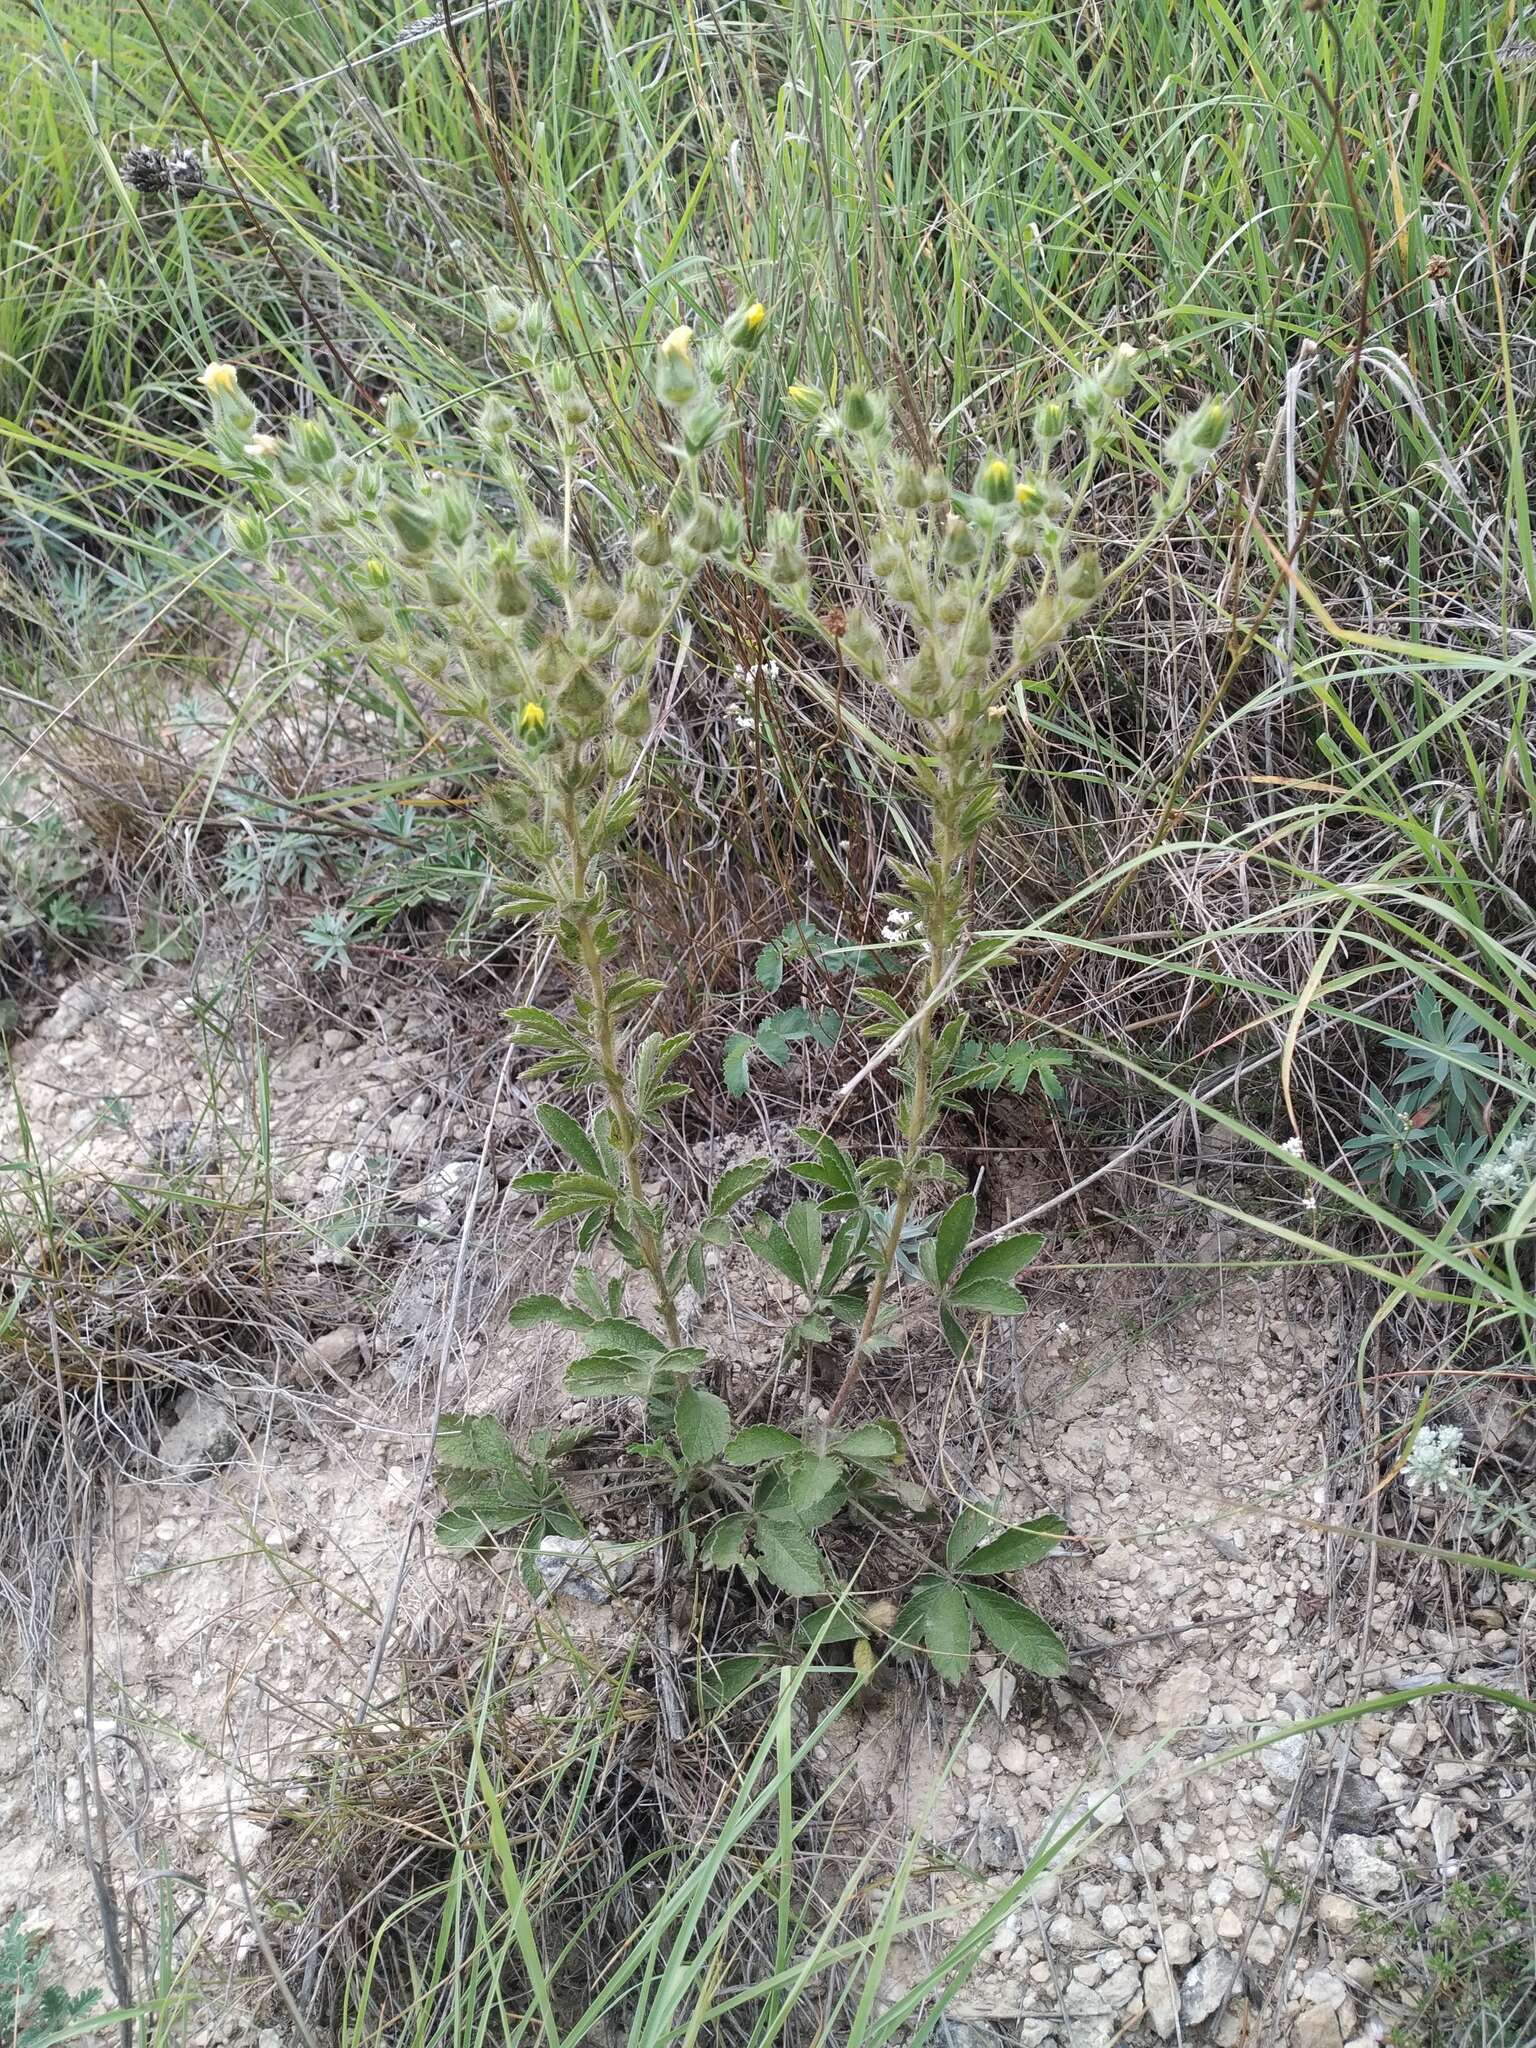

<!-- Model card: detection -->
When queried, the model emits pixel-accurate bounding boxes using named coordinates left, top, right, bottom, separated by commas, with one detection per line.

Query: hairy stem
left=560, top=791, right=684, bottom=1347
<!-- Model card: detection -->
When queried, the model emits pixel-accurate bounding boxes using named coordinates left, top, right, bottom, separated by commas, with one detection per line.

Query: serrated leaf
left=755, top=942, right=784, bottom=992
left=945, top=1502, right=996, bottom=1568
left=505, top=1293, right=595, bottom=1331
left=785, top=1201, right=823, bottom=1289
left=787, top=1451, right=843, bottom=1513
left=795, top=1599, right=869, bottom=1647
left=676, top=1384, right=732, bottom=1464
left=934, top=1194, right=977, bottom=1288
left=536, top=1105, right=604, bottom=1176
left=702, top=1512, right=753, bottom=1569
left=583, top=1319, right=667, bottom=1357
left=434, top=1505, right=524, bottom=1553
left=723, top=1033, right=753, bottom=1099
left=434, top=1412, right=523, bottom=1475
left=921, top=1580, right=973, bottom=1685
left=940, top=1305, right=971, bottom=1361
left=565, top=1355, right=652, bottom=1398
left=752, top=1520, right=826, bottom=1597
left=835, top=1420, right=905, bottom=1465
left=725, top=1424, right=802, bottom=1467
left=709, top=1159, right=772, bottom=1218
left=949, top=1277, right=1030, bottom=1314
left=964, top=1585, right=1069, bottom=1676
left=954, top=1515, right=1067, bottom=1575
left=955, top=1233, right=1043, bottom=1289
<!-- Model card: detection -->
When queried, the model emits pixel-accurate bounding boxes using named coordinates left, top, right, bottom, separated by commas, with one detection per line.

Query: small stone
left=1301, top=1968, right=1349, bottom=2011
left=1293, top=2007, right=1347, bottom=2048
left=1163, top=1919, right=1196, bottom=1966
left=966, top=1744, right=993, bottom=1777
left=1387, top=1722, right=1426, bottom=1762
left=1232, top=1863, right=1266, bottom=1899
left=1259, top=1731, right=1309, bottom=1786
left=1316, top=1893, right=1361, bottom=1937
left=1216, top=1908, right=1245, bottom=1943
left=1180, top=1948, right=1246, bottom=2027
left=531, top=1535, right=637, bottom=1601
left=1099, top=1961, right=1141, bottom=2009
left=1332, top=1833, right=1398, bottom=1900
left=1300, top=1769, right=1386, bottom=1833
left=302, top=1325, right=369, bottom=1372
left=998, top=1738, right=1030, bottom=1775
left=1143, top=1957, right=1178, bottom=2039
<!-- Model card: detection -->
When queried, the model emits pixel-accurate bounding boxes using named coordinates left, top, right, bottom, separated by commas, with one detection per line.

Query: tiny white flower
left=1402, top=1422, right=1465, bottom=1496
left=1282, top=1134, right=1305, bottom=1160
left=880, top=907, right=915, bottom=943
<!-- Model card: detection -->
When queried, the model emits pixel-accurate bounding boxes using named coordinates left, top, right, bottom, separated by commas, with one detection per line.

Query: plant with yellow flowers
left=204, top=321, right=1226, bottom=1696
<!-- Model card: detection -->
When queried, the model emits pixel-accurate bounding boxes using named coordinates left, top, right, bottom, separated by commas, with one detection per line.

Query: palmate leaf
left=952, top=1515, right=1067, bottom=1574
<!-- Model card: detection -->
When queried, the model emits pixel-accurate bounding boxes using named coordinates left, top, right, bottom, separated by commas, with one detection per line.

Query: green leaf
left=723, top=1033, right=753, bottom=1099
left=536, top=1104, right=604, bottom=1176
left=787, top=1451, right=843, bottom=1514
left=955, top=1233, right=1043, bottom=1290
left=755, top=942, right=784, bottom=992
left=964, top=1585, right=1069, bottom=1676
left=954, top=1515, right=1067, bottom=1575
left=725, top=1424, right=802, bottom=1467
left=921, top=1580, right=974, bottom=1685
left=785, top=1201, right=824, bottom=1289
left=583, top=1318, right=666, bottom=1357
left=835, top=1420, right=905, bottom=1465
left=435, top=1413, right=524, bottom=1476
left=795, top=1599, right=870, bottom=1646
left=701, top=1512, right=753, bottom=1570
left=676, top=1385, right=731, bottom=1464
left=505, top=1294, right=595, bottom=1331
left=698, top=1652, right=770, bottom=1713
left=709, top=1159, right=772, bottom=1218
left=945, top=1503, right=996, bottom=1568
left=949, top=1278, right=1030, bottom=1314
left=934, top=1194, right=977, bottom=1288
left=565, top=1355, right=652, bottom=1398
left=433, top=1504, right=521, bottom=1553
left=752, top=1520, right=826, bottom=1597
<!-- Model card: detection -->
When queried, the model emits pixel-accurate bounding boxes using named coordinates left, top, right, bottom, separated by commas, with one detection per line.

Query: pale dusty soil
left=1, top=961, right=1530, bottom=2048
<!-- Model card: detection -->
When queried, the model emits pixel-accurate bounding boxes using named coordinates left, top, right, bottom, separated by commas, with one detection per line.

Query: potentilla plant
left=202, top=322, right=1226, bottom=1695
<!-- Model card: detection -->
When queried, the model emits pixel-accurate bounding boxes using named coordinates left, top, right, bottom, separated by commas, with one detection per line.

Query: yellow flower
left=742, top=302, right=767, bottom=334
left=519, top=700, right=547, bottom=736
left=199, top=361, right=241, bottom=398
left=658, top=325, right=694, bottom=361
left=787, top=384, right=815, bottom=405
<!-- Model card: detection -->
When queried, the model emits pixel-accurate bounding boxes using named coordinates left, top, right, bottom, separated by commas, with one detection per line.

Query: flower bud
left=560, top=665, right=608, bottom=726
left=1098, top=343, right=1138, bottom=399
left=488, top=544, right=532, bottom=616
left=1060, top=550, right=1103, bottom=602
left=426, top=564, right=465, bottom=608
left=633, top=521, right=672, bottom=568
left=1014, top=477, right=1047, bottom=517
left=296, top=417, right=337, bottom=468
left=617, top=585, right=663, bottom=638
left=655, top=326, right=700, bottom=407
left=892, top=460, right=926, bottom=511
left=384, top=393, right=421, bottom=449
left=344, top=602, right=390, bottom=644
left=840, top=609, right=886, bottom=679
left=485, top=287, right=522, bottom=338
left=922, top=466, right=950, bottom=505
left=518, top=699, right=547, bottom=737
left=1032, top=398, right=1068, bottom=459
left=242, top=433, right=280, bottom=464
left=940, top=516, right=980, bottom=568
left=723, top=301, right=768, bottom=350
left=936, top=584, right=969, bottom=627
left=361, top=556, right=392, bottom=591
left=784, top=383, right=825, bottom=423
left=384, top=494, right=438, bottom=559
left=682, top=497, right=724, bottom=555
left=840, top=388, right=877, bottom=433
left=436, top=482, right=475, bottom=548
left=575, top=577, right=620, bottom=625
left=199, top=361, right=241, bottom=400
left=678, top=395, right=732, bottom=459
left=225, top=510, right=269, bottom=558
left=976, top=456, right=1014, bottom=506
left=614, top=689, right=652, bottom=738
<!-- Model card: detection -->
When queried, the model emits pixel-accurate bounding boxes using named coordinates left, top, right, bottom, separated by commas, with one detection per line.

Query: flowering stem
left=559, top=792, right=684, bottom=1348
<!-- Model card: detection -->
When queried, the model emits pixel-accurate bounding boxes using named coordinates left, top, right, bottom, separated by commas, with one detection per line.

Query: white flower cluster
left=881, top=906, right=916, bottom=943
left=1402, top=1422, right=1466, bottom=1496
left=1473, top=1114, right=1536, bottom=1210
left=731, top=659, right=781, bottom=688
left=1281, top=1134, right=1305, bottom=1160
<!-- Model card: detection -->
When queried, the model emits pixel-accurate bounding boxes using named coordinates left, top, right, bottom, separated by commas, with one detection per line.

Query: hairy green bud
left=941, top=516, right=980, bottom=569
left=384, top=393, right=421, bottom=448
left=1032, top=398, right=1068, bottom=460
left=617, top=586, right=664, bottom=638
left=384, top=493, right=438, bottom=559
left=1060, top=550, right=1103, bottom=602
left=575, top=577, right=620, bottom=626
left=634, top=521, right=672, bottom=569
left=344, top=602, right=390, bottom=644
left=426, top=564, right=465, bottom=608
left=892, top=460, right=926, bottom=511
left=614, top=689, right=653, bottom=739
left=976, top=456, right=1014, bottom=506
left=1098, top=343, right=1139, bottom=400
left=488, top=544, right=532, bottom=616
